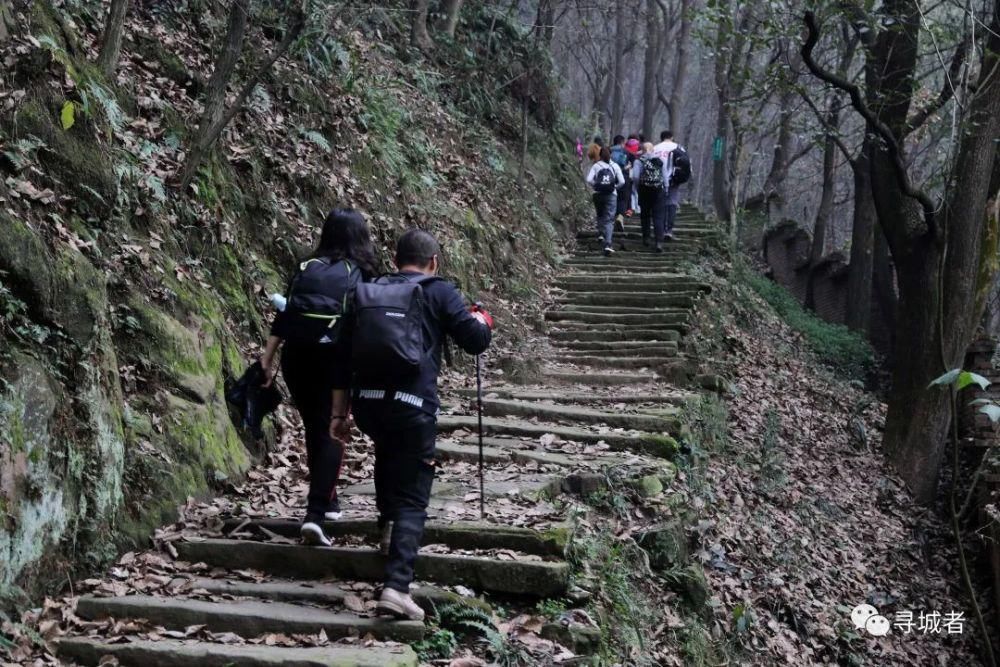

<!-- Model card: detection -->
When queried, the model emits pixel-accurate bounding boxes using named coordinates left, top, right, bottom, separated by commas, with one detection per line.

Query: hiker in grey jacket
left=585, top=146, right=625, bottom=256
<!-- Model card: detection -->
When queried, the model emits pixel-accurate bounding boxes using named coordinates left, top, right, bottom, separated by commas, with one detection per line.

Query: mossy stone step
left=565, top=264, right=694, bottom=274
left=480, top=397, right=679, bottom=432
left=450, top=388, right=693, bottom=406
left=75, top=595, right=424, bottom=642
left=436, top=415, right=677, bottom=458
left=551, top=355, right=678, bottom=370
left=567, top=254, right=699, bottom=265
left=549, top=320, right=684, bottom=331
left=176, top=539, right=570, bottom=597
left=548, top=328, right=681, bottom=342
left=554, top=278, right=709, bottom=291
left=542, top=371, right=659, bottom=386
left=576, top=230, right=716, bottom=241
left=545, top=311, right=688, bottom=326
left=343, top=475, right=561, bottom=501
left=443, top=438, right=620, bottom=469
left=555, top=305, right=690, bottom=317
left=555, top=341, right=679, bottom=355
left=222, top=518, right=568, bottom=557
left=557, top=293, right=696, bottom=308
left=57, top=638, right=418, bottom=667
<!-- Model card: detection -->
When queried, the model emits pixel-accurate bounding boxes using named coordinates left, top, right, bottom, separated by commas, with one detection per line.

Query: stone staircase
left=55, top=208, right=717, bottom=666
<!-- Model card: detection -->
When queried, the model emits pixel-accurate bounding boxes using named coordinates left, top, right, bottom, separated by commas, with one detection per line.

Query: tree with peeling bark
left=97, top=0, right=129, bottom=77
left=802, top=4, right=1000, bottom=504
left=179, top=0, right=305, bottom=191
left=440, top=0, right=465, bottom=38
left=411, top=0, right=432, bottom=51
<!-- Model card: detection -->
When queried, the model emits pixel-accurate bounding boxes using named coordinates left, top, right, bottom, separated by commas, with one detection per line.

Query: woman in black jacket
left=260, top=208, right=378, bottom=546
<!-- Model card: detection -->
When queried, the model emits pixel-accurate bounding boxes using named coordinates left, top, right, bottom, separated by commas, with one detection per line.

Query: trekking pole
left=475, top=352, right=485, bottom=520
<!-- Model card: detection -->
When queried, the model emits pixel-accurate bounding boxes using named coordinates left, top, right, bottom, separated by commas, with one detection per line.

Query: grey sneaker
left=379, top=521, right=394, bottom=556
left=376, top=588, right=425, bottom=621
left=301, top=522, right=331, bottom=547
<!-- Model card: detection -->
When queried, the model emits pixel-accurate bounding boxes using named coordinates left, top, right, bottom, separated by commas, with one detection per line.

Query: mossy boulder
left=629, top=474, right=663, bottom=498
left=541, top=620, right=602, bottom=655
left=636, top=521, right=689, bottom=571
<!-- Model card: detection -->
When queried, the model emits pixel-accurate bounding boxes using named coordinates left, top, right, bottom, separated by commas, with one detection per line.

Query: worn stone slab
left=57, top=638, right=418, bottom=667
left=450, top=388, right=690, bottom=405
left=542, top=371, right=659, bottom=386
left=342, top=475, right=561, bottom=500
left=185, top=578, right=493, bottom=615
left=554, top=343, right=679, bottom=357
left=436, top=439, right=510, bottom=464
left=176, top=540, right=570, bottom=596
left=551, top=355, right=679, bottom=370
left=437, top=415, right=678, bottom=458
left=549, top=321, right=684, bottom=332
left=548, top=328, right=681, bottom=343
left=557, top=293, right=696, bottom=308
left=75, top=595, right=424, bottom=642
left=222, top=518, right=568, bottom=557
left=545, top=311, right=688, bottom=326
left=554, top=305, right=690, bottom=316
left=481, top=398, right=679, bottom=432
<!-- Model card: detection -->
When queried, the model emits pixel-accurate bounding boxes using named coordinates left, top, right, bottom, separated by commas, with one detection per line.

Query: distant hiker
left=634, top=141, right=660, bottom=247
left=349, top=229, right=493, bottom=621
left=624, top=137, right=642, bottom=216
left=609, top=135, right=632, bottom=232
left=260, top=208, right=378, bottom=547
left=586, top=145, right=626, bottom=256
left=576, top=136, right=584, bottom=163
left=635, top=130, right=686, bottom=251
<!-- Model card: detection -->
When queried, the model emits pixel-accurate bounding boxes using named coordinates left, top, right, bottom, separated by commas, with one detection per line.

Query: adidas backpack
left=282, top=258, right=358, bottom=344
left=351, top=274, right=439, bottom=380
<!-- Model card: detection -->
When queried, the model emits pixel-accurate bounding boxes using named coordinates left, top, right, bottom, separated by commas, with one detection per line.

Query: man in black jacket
left=345, top=229, right=493, bottom=621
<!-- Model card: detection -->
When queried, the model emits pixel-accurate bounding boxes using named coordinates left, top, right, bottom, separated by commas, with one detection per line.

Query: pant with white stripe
left=353, top=405, right=436, bottom=593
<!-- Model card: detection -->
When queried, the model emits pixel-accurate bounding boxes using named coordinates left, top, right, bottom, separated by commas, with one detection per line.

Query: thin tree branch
left=801, top=10, right=938, bottom=239
left=904, top=34, right=970, bottom=136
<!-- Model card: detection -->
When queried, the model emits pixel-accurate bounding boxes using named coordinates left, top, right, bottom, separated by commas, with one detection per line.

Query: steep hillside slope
left=0, top=1, right=583, bottom=603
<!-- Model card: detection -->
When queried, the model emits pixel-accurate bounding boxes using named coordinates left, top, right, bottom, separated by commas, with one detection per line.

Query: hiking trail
left=52, top=210, right=718, bottom=666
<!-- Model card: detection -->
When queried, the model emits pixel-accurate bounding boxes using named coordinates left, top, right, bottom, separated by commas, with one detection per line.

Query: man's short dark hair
left=396, top=229, right=440, bottom=267
left=660, top=130, right=674, bottom=141
left=612, top=134, right=625, bottom=145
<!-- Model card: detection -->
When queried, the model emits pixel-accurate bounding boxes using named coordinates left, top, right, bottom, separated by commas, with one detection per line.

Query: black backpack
left=670, top=146, right=692, bottom=187
left=282, top=258, right=358, bottom=344
left=351, top=274, right=439, bottom=380
left=593, top=165, right=617, bottom=194
left=639, top=156, right=664, bottom=189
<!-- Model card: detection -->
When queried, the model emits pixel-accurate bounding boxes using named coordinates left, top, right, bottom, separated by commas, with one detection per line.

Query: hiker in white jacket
left=585, top=145, right=625, bottom=256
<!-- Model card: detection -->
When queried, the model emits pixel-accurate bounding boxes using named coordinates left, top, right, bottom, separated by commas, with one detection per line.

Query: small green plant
left=413, top=628, right=457, bottom=661
left=535, top=598, right=568, bottom=619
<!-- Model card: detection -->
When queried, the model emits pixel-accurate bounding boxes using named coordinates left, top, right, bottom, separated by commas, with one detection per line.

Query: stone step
left=553, top=304, right=690, bottom=316
left=542, top=370, right=660, bottom=386
left=450, top=388, right=693, bottom=406
left=436, top=415, right=677, bottom=457
left=545, top=310, right=688, bottom=326
left=554, top=273, right=701, bottom=285
left=481, top=397, right=679, bottom=432
left=553, top=283, right=708, bottom=295
left=565, top=263, right=695, bottom=274
left=551, top=355, right=678, bottom=370
left=440, top=438, right=601, bottom=468
left=576, top=230, right=716, bottom=241
left=57, top=637, right=417, bottom=667
left=176, top=539, right=569, bottom=597
left=556, top=293, right=696, bottom=308
left=555, top=341, right=679, bottom=354
left=343, top=475, right=561, bottom=501
left=222, top=518, right=568, bottom=557
left=548, top=328, right=681, bottom=342
left=567, top=254, right=699, bottom=264
left=75, top=595, right=424, bottom=642
left=548, top=321, right=685, bottom=333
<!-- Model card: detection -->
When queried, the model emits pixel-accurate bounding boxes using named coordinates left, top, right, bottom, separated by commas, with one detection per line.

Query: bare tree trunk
left=846, top=141, right=876, bottom=333
left=641, top=0, right=661, bottom=139
left=180, top=0, right=304, bottom=191
left=441, top=0, right=464, bottom=38
left=872, top=223, right=897, bottom=342
left=669, top=0, right=693, bottom=136
left=410, top=0, right=432, bottom=50
left=0, top=1, right=15, bottom=43
left=610, top=3, right=626, bottom=135
left=712, top=97, right=732, bottom=223
left=97, top=0, right=130, bottom=77
left=805, top=125, right=838, bottom=309
left=518, top=96, right=528, bottom=190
